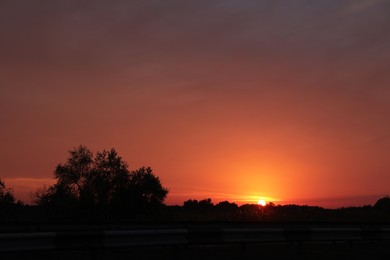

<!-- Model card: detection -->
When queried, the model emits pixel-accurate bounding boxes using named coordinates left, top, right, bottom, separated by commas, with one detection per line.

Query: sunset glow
left=1, top=1, right=390, bottom=208
left=258, top=200, right=267, bottom=206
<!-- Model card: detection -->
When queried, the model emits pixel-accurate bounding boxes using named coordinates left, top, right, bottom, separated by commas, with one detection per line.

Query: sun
left=258, top=199, right=266, bottom=206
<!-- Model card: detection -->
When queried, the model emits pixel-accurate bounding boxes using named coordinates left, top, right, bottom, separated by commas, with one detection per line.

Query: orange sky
left=1, top=1, right=390, bottom=208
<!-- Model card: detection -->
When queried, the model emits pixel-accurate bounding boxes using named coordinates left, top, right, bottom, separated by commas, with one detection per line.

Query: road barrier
left=0, top=225, right=390, bottom=260
left=1, top=227, right=390, bottom=253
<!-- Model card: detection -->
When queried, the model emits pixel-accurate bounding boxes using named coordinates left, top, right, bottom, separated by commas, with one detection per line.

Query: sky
left=1, top=0, right=390, bottom=208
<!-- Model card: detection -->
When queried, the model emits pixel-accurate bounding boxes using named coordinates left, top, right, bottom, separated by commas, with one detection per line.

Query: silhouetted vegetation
left=0, top=178, right=25, bottom=220
left=2, top=146, right=390, bottom=223
left=374, top=196, right=390, bottom=210
left=0, top=179, right=15, bottom=206
left=31, top=145, right=168, bottom=221
left=160, top=199, right=390, bottom=223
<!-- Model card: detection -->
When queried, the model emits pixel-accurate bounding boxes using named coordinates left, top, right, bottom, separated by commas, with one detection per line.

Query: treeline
left=2, top=194, right=390, bottom=223
left=163, top=197, right=390, bottom=222
left=1, top=145, right=390, bottom=223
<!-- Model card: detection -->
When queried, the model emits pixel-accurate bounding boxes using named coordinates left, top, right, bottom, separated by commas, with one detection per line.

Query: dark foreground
left=1, top=222, right=390, bottom=260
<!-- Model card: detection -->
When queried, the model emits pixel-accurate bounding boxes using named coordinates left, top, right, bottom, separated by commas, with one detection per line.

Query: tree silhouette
left=34, top=145, right=169, bottom=219
left=216, top=201, right=238, bottom=211
left=53, top=145, right=94, bottom=204
left=86, top=148, right=129, bottom=206
left=0, top=179, right=15, bottom=206
left=0, top=179, right=17, bottom=220
left=128, top=167, right=168, bottom=205
left=374, top=196, right=390, bottom=210
left=183, top=198, right=214, bottom=211
left=112, top=167, right=169, bottom=214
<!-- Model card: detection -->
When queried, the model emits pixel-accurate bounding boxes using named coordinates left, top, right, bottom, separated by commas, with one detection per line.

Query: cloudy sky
left=1, top=0, right=390, bottom=207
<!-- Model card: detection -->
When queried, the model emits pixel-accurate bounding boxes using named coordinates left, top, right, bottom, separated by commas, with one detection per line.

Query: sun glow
left=258, top=199, right=266, bottom=206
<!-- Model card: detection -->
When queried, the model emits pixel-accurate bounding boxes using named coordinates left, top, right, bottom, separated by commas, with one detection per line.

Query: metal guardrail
left=0, top=229, right=188, bottom=252
left=1, top=228, right=390, bottom=253
left=223, top=228, right=390, bottom=242
left=104, top=229, right=188, bottom=247
left=0, top=232, right=56, bottom=252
